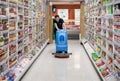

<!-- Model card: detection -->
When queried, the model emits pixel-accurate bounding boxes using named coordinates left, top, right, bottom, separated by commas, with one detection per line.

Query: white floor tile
left=21, top=40, right=101, bottom=81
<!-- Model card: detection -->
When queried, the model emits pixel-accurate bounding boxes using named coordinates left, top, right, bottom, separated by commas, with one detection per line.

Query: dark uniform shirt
left=53, top=18, right=64, bottom=31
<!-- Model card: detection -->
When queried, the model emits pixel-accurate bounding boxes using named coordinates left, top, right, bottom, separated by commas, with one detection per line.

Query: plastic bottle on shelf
left=9, top=74, right=15, bottom=81
left=2, top=76, right=8, bottom=81
left=7, top=71, right=16, bottom=81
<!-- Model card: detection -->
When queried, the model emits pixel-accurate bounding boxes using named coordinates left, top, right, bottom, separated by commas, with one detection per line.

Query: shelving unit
left=83, top=0, right=120, bottom=81
left=0, top=0, right=48, bottom=81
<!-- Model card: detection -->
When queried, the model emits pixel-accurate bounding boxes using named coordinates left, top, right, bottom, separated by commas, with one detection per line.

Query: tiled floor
left=21, top=40, right=101, bottom=81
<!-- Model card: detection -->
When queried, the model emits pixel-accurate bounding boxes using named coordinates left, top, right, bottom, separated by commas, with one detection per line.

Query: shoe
left=65, top=51, right=68, bottom=53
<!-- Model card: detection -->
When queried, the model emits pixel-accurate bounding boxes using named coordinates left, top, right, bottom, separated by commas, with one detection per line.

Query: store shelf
left=106, top=39, right=113, bottom=45
left=114, top=51, right=120, bottom=57
left=0, top=30, right=9, bottom=35
left=0, top=1, right=8, bottom=5
left=100, top=26, right=107, bottom=30
left=18, top=4, right=23, bottom=8
left=81, top=39, right=106, bottom=81
left=106, top=51, right=113, bottom=58
left=82, top=38, right=117, bottom=81
left=18, top=46, right=24, bottom=51
left=1, top=44, right=9, bottom=49
left=114, top=0, right=120, bottom=5
left=0, top=57, right=8, bottom=66
left=107, top=28, right=113, bottom=33
left=114, top=13, right=120, bottom=15
left=14, top=39, right=48, bottom=81
left=0, top=0, right=47, bottom=80
left=101, top=46, right=107, bottom=53
left=9, top=52, right=17, bottom=58
left=24, top=6, right=28, bottom=9
left=113, top=41, right=120, bottom=47
left=102, top=2, right=113, bottom=7
left=9, top=19, right=17, bottom=22
left=105, top=14, right=114, bottom=19
left=114, top=60, right=120, bottom=69
left=18, top=20, right=23, bottom=22
left=18, top=37, right=24, bottom=41
left=24, top=25, right=29, bottom=27
left=114, top=22, right=120, bottom=25
left=9, top=30, right=18, bottom=34
left=9, top=3, right=17, bottom=7
left=84, top=0, right=120, bottom=80
left=9, top=40, right=17, bottom=46
left=0, top=15, right=8, bottom=19
left=113, top=31, right=120, bottom=37
left=1, top=69, right=9, bottom=76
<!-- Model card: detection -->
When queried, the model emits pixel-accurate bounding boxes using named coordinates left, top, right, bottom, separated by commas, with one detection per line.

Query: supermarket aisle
left=21, top=40, right=101, bottom=81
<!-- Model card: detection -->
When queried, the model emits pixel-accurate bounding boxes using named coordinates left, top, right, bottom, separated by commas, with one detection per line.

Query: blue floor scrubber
left=52, top=30, right=72, bottom=58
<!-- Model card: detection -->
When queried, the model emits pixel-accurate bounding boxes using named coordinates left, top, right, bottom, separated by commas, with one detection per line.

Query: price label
left=0, top=31, right=2, bottom=35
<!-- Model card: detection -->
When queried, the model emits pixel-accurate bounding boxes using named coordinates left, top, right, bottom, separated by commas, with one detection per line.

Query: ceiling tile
left=50, top=0, right=82, bottom=2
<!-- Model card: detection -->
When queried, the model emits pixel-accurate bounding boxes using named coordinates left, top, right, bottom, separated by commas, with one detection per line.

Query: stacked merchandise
left=83, top=0, right=120, bottom=81
left=36, top=0, right=47, bottom=49
left=0, top=0, right=48, bottom=81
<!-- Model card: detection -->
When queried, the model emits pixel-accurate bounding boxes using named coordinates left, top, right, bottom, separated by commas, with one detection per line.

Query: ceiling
left=49, top=0, right=83, bottom=5
left=50, top=0, right=82, bottom=1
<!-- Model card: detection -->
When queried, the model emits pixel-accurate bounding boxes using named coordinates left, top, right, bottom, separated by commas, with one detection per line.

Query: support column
left=49, top=3, right=53, bottom=43
left=46, top=5, right=49, bottom=40
left=80, top=1, right=85, bottom=38
left=46, top=2, right=53, bottom=43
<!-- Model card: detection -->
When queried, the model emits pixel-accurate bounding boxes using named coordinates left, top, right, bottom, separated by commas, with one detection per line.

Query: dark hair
left=55, top=15, right=59, bottom=18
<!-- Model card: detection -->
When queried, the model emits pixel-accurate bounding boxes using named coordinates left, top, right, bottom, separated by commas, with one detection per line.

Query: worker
left=53, top=15, right=66, bottom=41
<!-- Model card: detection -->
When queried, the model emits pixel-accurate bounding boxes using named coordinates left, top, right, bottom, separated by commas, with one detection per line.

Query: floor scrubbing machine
left=52, top=30, right=72, bottom=58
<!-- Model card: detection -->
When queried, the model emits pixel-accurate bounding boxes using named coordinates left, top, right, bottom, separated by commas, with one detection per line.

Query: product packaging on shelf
left=114, top=65, right=120, bottom=77
left=0, top=48, right=7, bottom=62
left=115, top=55, right=120, bottom=64
left=85, top=0, right=120, bottom=80
left=9, top=21, right=16, bottom=31
left=0, top=0, right=47, bottom=80
left=0, top=19, right=8, bottom=31
left=0, top=35, right=4, bottom=47
left=92, top=52, right=100, bottom=61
